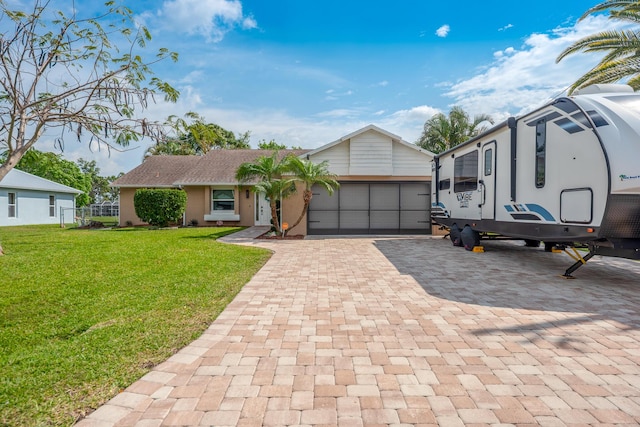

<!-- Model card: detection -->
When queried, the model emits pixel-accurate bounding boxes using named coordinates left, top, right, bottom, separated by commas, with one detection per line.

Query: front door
left=481, top=141, right=496, bottom=220
left=255, top=192, right=271, bottom=226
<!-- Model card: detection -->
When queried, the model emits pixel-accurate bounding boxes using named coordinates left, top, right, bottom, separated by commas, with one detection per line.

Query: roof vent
left=574, top=84, right=634, bottom=95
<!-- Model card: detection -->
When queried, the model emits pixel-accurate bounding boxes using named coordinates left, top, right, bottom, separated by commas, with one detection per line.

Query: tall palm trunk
left=270, top=200, right=281, bottom=235
left=288, top=189, right=312, bottom=232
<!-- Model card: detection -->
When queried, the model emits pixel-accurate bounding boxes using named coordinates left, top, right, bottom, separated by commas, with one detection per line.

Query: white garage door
left=308, top=182, right=431, bottom=235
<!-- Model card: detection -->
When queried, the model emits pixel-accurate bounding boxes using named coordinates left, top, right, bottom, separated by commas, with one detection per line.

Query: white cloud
left=498, top=23, right=514, bottom=32
left=157, top=0, right=256, bottom=42
left=443, top=15, right=631, bottom=119
left=436, top=24, right=450, bottom=38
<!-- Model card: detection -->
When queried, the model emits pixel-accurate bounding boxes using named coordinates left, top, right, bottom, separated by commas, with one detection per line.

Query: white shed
left=0, top=169, right=84, bottom=226
left=303, top=125, right=435, bottom=235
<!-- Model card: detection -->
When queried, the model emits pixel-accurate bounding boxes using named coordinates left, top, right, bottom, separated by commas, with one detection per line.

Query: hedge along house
left=0, top=169, right=84, bottom=226
left=112, top=125, right=435, bottom=235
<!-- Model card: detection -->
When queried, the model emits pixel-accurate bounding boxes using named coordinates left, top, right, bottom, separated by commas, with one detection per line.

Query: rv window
left=439, top=179, right=450, bottom=190
left=484, top=148, right=493, bottom=176
left=454, top=151, right=478, bottom=193
left=535, top=119, right=546, bottom=188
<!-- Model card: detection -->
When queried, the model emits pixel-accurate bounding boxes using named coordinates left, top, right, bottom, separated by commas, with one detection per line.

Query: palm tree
left=557, top=0, right=640, bottom=94
left=287, top=157, right=339, bottom=232
left=416, top=106, right=493, bottom=153
left=235, top=152, right=296, bottom=235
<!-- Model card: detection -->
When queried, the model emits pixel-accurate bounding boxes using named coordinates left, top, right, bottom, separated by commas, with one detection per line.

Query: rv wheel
left=524, top=239, right=540, bottom=248
left=544, top=242, right=557, bottom=252
left=461, top=225, right=480, bottom=251
left=450, top=224, right=463, bottom=247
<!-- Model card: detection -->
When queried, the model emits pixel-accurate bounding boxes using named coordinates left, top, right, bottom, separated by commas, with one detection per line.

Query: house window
left=535, top=119, right=546, bottom=188
left=212, top=189, right=234, bottom=212
left=49, top=195, right=56, bottom=217
left=8, top=192, right=16, bottom=217
left=454, top=151, right=478, bottom=193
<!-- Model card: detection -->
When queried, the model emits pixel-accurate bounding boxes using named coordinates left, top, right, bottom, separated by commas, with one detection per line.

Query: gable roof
left=303, top=124, right=435, bottom=158
left=0, top=169, right=84, bottom=194
left=112, top=149, right=309, bottom=188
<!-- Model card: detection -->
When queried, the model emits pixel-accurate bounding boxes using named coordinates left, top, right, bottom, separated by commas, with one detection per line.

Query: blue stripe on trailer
left=525, top=204, right=555, bottom=222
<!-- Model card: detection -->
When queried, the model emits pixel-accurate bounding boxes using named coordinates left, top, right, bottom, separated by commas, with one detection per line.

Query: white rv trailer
left=431, top=84, right=640, bottom=276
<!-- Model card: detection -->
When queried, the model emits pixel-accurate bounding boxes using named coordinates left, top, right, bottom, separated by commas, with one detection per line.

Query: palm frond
left=569, top=56, right=640, bottom=93
left=579, top=0, right=639, bottom=21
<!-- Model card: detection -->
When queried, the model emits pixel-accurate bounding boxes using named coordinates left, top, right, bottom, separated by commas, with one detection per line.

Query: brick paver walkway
left=77, top=230, right=640, bottom=426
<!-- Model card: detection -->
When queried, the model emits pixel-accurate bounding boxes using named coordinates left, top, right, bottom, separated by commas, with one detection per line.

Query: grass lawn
left=0, top=225, right=272, bottom=426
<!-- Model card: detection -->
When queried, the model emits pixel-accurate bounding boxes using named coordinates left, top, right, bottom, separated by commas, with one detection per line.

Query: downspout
left=508, top=117, right=517, bottom=202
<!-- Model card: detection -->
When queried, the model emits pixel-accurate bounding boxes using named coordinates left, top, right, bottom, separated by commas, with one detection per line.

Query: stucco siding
left=118, top=188, right=143, bottom=226
left=349, top=130, right=393, bottom=175
left=0, top=189, right=76, bottom=226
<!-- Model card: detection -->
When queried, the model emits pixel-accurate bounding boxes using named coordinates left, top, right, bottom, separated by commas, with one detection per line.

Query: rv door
left=481, top=141, right=496, bottom=220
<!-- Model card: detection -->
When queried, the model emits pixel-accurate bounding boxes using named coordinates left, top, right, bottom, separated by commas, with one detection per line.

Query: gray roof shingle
left=112, top=150, right=309, bottom=187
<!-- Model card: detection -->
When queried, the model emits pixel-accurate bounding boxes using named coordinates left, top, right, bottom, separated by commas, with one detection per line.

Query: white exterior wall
left=392, top=143, right=432, bottom=176
left=308, top=142, right=350, bottom=175
left=0, top=189, right=77, bottom=226
left=349, top=130, right=393, bottom=175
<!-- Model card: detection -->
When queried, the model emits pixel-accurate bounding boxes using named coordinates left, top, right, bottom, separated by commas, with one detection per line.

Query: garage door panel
left=340, top=211, right=368, bottom=229
left=400, top=211, right=429, bottom=230
left=310, top=187, right=339, bottom=210
left=401, top=183, right=430, bottom=210
left=371, top=210, right=400, bottom=229
left=370, top=184, right=399, bottom=210
left=308, top=210, right=339, bottom=230
left=339, top=184, right=369, bottom=209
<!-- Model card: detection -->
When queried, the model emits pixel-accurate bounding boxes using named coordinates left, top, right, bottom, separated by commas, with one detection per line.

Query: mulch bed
left=257, top=232, right=304, bottom=240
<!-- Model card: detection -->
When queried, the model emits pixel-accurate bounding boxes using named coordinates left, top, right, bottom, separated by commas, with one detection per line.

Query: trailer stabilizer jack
left=561, top=248, right=595, bottom=279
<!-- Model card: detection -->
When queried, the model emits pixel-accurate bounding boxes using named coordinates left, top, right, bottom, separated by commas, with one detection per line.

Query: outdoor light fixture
left=246, top=189, right=250, bottom=199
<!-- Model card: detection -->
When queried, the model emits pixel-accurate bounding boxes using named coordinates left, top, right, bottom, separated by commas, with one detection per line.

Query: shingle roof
left=112, top=150, right=310, bottom=187
left=0, top=169, right=84, bottom=194
left=111, top=155, right=200, bottom=187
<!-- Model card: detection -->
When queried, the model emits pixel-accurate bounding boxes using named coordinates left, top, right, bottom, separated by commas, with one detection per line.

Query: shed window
left=8, top=192, right=16, bottom=217
left=212, top=189, right=234, bottom=211
left=454, top=151, right=478, bottom=193
left=49, top=195, right=55, bottom=217
left=535, top=119, right=546, bottom=188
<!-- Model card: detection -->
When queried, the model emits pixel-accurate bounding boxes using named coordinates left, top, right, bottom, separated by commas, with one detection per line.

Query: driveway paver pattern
left=77, top=230, right=640, bottom=426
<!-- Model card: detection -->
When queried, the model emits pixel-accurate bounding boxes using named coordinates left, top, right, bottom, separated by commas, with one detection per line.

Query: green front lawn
left=0, top=225, right=271, bottom=426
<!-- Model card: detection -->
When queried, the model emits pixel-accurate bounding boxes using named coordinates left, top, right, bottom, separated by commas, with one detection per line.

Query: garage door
left=307, top=182, right=431, bottom=235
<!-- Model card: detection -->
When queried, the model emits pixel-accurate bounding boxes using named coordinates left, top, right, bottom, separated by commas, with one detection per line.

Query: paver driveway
left=77, top=229, right=640, bottom=426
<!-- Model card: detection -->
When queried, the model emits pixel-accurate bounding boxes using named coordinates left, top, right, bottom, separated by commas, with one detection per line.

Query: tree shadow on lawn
left=374, top=237, right=640, bottom=345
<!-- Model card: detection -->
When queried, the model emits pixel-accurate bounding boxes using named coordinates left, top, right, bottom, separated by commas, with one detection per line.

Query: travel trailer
left=431, top=84, right=640, bottom=276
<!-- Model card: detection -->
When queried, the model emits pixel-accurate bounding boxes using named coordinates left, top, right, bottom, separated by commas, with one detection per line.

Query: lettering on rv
left=619, top=174, right=640, bottom=181
left=456, top=192, right=473, bottom=208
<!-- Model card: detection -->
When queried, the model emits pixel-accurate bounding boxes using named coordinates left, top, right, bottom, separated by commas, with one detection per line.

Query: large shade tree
left=235, top=151, right=297, bottom=236
left=415, top=106, right=493, bottom=154
left=0, top=0, right=178, bottom=256
left=145, top=113, right=251, bottom=157
left=557, top=0, right=640, bottom=94
left=286, top=157, right=339, bottom=233
left=0, top=0, right=179, bottom=182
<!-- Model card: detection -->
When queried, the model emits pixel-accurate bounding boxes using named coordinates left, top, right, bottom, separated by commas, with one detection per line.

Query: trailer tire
left=450, top=224, right=463, bottom=247
left=544, top=242, right=556, bottom=252
left=524, top=239, right=540, bottom=247
left=461, top=225, right=480, bottom=251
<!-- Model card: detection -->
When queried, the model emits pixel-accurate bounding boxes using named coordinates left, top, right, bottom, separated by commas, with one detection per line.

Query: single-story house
left=112, top=125, right=435, bottom=235
left=0, top=168, right=84, bottom=226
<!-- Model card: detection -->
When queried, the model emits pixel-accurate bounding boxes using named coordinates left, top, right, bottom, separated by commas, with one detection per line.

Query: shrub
left=134, top=188, right=187, bottom=227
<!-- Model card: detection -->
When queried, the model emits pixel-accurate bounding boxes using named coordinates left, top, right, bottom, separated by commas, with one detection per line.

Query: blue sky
left=28, top=0, right=628, bottom=175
